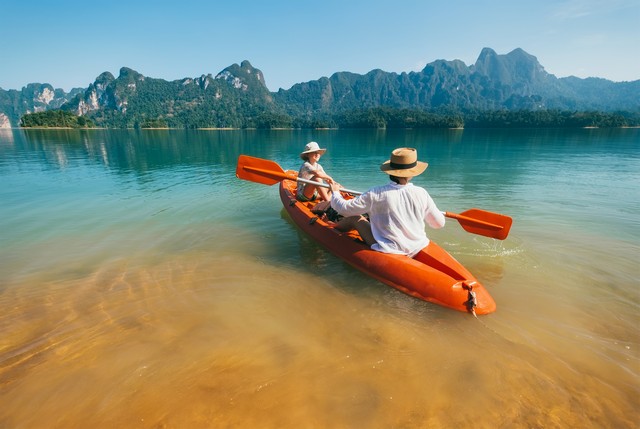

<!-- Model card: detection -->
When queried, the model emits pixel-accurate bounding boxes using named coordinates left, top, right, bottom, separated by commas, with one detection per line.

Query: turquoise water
left=0, top=128, right=638, bottom=428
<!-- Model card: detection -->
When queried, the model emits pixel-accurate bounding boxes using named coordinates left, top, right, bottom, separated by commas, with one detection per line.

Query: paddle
left=236, top=155, right=512, bottom=240
left=236, top=155, right=362, bottom=195
left=443, top=209, right=512, bottom=240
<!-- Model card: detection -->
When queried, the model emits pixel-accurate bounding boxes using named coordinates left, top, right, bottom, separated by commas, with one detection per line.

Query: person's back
left=330, top=147, right=445, bottom=256
left=361, top=181, right=441, bottom=254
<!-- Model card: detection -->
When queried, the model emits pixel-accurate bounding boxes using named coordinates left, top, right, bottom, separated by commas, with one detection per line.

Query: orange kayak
left=279, top=178, right=496, bottom=315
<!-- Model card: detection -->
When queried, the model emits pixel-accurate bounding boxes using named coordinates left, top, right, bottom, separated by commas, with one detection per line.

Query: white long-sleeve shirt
left=331, top=182, right=445, bottom=256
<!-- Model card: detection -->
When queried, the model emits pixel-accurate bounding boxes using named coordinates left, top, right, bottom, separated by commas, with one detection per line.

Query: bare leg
left=335, top=215, right=377, bottom=247
left=311, top=200, right=331, bottom=214
left=315, top=179, right=331, bottom=201
left=303, top=179, right=331, bottom=201
left=354, top=217, right=376, bottom=247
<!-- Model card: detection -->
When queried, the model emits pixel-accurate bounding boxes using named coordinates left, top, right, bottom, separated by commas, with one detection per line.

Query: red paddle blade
left=445, top=209, right=513, bottom=240
left=236, top=155, right=297, bottom=185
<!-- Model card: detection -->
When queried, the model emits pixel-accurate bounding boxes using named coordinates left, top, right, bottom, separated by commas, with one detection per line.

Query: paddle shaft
left=242, top=165, right=362, bottom=195
left=298, top=176, right=362, bottom=196
left=295, top=176, right=505, bottom=232
left=296, top=175, right=498, bottom=228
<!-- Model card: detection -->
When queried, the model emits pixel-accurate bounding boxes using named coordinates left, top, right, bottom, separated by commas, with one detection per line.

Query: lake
left=0, top=128, right=638, bottom=428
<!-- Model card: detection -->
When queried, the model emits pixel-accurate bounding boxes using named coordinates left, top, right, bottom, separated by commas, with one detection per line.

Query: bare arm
left=312, top=165, right=334, bottom=183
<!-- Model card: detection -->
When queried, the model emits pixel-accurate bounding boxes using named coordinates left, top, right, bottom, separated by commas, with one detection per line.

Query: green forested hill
left=60, top=63, right=285, bottom=129
left=4, top=48, right=640, bottom=129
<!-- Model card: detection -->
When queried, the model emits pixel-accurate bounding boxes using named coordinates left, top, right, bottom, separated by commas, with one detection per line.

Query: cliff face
left=0, top=84, right=82, bottom=127
left=72, top=72, right=117, bottom=115
left=0, top=113, right=11, bottom=128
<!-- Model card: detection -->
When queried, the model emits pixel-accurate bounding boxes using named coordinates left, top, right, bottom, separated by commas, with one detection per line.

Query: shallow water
left=0, top=128, right=638, bottom=428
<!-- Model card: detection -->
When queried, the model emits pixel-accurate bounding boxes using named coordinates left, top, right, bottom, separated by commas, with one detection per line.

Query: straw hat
left=380, top=147, right=428, bottom=177
left=300, top=142, right=327, bottom=160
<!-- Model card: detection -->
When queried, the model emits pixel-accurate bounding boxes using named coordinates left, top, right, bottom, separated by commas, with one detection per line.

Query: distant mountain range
left=1, top=48, right=639, bottom=128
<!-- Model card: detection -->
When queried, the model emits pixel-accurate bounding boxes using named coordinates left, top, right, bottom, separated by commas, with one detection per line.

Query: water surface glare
left=0, top=128, right=638, bottom=428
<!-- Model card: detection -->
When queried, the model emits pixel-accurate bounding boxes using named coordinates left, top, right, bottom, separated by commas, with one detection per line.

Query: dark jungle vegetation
left=20, top=107, right=639, bottom=129
left=20, top=110, right=94, bottom=128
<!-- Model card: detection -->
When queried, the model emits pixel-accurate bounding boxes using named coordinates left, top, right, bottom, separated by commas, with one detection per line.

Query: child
left=297, top=142, right=334, bottom=202
left=298, top=141, right=364, bottom=230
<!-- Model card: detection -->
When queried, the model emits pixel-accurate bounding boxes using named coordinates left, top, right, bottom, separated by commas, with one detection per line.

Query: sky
left=1, top=0, right=639, bottom=92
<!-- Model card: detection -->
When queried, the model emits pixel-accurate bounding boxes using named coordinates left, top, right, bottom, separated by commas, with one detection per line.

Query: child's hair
left=301, top=154, right=309, bottom=161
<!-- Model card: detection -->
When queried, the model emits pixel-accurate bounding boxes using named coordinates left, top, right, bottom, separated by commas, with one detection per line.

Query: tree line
left=20, top=107, right=639, bottom=129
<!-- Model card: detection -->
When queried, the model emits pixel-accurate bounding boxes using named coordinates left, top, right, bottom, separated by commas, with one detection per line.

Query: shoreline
left=5, top=124, right=640, bottom=131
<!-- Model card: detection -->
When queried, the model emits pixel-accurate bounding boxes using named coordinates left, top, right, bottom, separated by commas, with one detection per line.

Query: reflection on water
left=0, top=129, right=638, bottom=428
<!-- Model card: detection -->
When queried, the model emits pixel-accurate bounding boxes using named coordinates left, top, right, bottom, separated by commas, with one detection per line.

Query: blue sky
left=2, top=0, right=638, bottom=92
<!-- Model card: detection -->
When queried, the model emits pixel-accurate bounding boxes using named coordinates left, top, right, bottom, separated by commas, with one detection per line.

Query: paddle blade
left=445, top=209, right=513, bottom=240
left=236, top=155, right=297, bottom=186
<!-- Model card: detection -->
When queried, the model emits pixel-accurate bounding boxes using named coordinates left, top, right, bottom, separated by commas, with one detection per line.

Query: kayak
left=235, top=155, right=509, bottom=315
left=278, top=178, right=497, bottom=315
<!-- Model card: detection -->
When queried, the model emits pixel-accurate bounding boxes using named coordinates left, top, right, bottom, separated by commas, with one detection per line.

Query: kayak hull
left=279, top=179, right=496, bottom=315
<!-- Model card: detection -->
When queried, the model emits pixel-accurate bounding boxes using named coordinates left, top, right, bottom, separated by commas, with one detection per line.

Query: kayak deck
left=279, top=178, right=496, bottom=315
